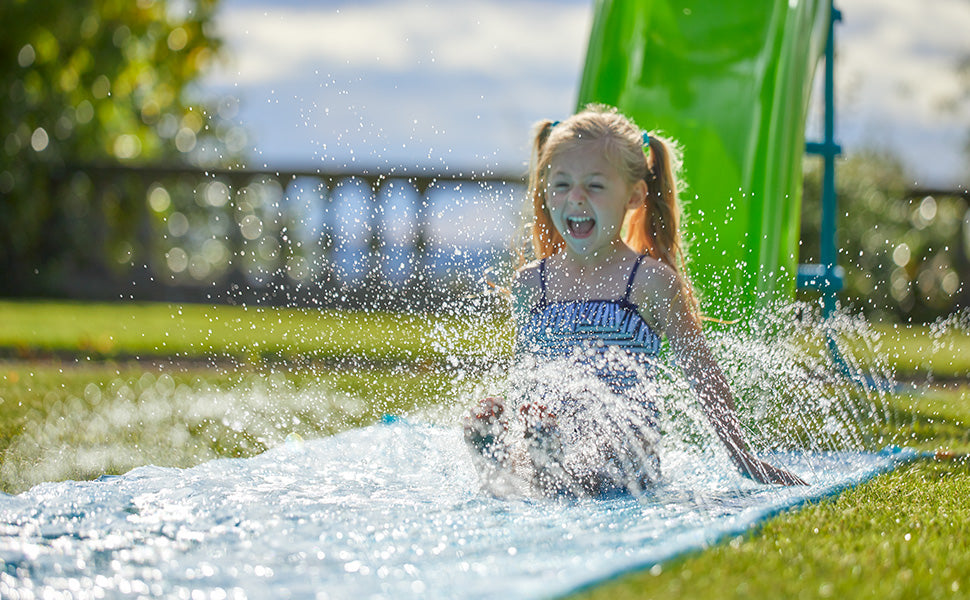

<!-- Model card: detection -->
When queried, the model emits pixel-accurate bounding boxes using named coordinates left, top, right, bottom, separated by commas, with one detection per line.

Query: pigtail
left=528, top=120, right=565, bottom=259
left=635, top=135, right=684, bottom=271
left=625, top=134, right=700, bottom=317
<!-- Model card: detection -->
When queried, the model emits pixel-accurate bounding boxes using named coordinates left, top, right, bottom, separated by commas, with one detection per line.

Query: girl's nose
left=567, top=187, right=587, bottom=204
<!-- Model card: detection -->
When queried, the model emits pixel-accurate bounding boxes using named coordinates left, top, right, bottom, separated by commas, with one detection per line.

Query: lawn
left=3, top=299, right=967, bottom=379
left=0, top=298, right=512, bottom=366
left=571, top=457, right=970, bottom=600
left=0, top=360, right=468, bottom=493
left=2, top=299, right=969, bottom=599
left=871, top=319, right=970, bottom=378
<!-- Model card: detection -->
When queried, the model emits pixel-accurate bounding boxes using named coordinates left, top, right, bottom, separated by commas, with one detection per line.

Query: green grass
left=0, top=299, right=507, bottom=493
left=566, top=384, right=970, bottom=600
left=887, top=387, right=970, bottom=452
left=0, top=298, right=513, bottom=365
left=571, top=384, right=970, bottom=600
left=2, top=299, right=969, bottom=598
left=4, top=366, right=968, bottom=600
left=3, top=299, right=967, bottom=378
left=870, top=321, right=970, bottom=379
left=570, top=459, right=970, bottom=600
left=0, top=360, right=473, bottom=494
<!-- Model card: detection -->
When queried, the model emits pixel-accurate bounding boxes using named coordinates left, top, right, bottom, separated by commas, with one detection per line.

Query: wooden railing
left=53, top=164, right=526, bottom=308
left=46, top=162, right=968, bottom=313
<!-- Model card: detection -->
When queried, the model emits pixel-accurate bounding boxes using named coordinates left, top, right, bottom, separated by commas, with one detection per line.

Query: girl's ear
left=626, top=179, right=648, bottom=209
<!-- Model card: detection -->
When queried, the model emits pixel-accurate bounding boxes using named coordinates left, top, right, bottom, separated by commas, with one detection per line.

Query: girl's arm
left=640, top=264, right=806, bottom=486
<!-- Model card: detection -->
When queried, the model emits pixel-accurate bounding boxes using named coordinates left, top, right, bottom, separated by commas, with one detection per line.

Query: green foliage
left=801, top=152, right=969, bottom=322
left=0, top=0, right=233, bottom=295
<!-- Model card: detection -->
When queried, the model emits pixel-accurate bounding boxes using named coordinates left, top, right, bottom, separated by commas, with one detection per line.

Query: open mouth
left=566, top=216, right=595, bottom=238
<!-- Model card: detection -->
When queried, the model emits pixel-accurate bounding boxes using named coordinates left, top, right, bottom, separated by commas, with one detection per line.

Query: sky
left=203, top=0, right=970, bottom=189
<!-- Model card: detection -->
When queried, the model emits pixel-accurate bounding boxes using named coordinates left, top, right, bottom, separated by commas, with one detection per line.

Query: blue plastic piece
left=796, top=263, right=845, bottom=292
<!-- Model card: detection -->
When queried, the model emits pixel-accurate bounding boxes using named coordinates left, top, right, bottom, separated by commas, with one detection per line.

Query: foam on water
left=0, top=420, right=916, bottom=599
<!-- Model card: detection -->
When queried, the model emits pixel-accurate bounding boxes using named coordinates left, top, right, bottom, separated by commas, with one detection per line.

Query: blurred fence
left=50, top=164, right=525, bottom=309
left=35, top=163, right=970, bottom=319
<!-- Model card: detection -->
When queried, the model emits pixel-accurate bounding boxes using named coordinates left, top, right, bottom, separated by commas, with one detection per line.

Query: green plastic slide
left=577, top=0, right=829, bottom=320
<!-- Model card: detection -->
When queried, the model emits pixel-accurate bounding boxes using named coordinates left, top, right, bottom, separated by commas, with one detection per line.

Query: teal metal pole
left=807, top=2, right=891, bottom=390
left=800, top=0, right=843, bottom=317
left=820, top=2, right=842, bottom=317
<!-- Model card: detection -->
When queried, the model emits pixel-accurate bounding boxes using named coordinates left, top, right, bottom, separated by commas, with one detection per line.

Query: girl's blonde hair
left=527, top=104, right=696, bottom=310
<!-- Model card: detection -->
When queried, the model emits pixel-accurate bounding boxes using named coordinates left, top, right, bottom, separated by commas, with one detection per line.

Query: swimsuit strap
left=540, top=255, right=644, bottom=306
left=624, top=254, right=647, bottom=303
left=538, top=258, right=548, bottom=306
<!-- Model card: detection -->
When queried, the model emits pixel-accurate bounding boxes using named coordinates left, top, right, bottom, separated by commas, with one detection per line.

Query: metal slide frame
left=799, top=0, right=844, bottom=318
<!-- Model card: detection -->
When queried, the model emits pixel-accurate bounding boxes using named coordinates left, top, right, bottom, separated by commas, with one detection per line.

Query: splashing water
left=1, top=301, right=955, bottom=598
left=449, top=300, right=911, bottom=498
left=1, top=368, right=450, bottom=494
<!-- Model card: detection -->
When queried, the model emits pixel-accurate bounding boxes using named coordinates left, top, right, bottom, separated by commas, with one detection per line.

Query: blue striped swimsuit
left=519, top=255, right=662, bottom=399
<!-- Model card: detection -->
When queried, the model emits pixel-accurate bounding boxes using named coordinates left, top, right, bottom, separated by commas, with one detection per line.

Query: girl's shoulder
left=633, top=254, right=678, bottom=287
left=511, top=260, right=544, bottom=309
left=629, top=255, right=682, bottom=329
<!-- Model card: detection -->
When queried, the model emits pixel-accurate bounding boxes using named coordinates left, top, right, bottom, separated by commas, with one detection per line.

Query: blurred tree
left=801, top=152, right=969, bottom=323
left=0, top=0, right=231, bottom=296
left=955, top=53, right=970, bottom=173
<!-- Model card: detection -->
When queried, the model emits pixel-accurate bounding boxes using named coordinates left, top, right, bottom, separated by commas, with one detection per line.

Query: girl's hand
left=734, top=451, right=807, bottom=486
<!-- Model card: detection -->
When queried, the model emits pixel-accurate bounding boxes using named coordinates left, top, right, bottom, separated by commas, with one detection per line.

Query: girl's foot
left=463, top=397, right=509, bottom=463
left=520, top=402, right=559, bottom=455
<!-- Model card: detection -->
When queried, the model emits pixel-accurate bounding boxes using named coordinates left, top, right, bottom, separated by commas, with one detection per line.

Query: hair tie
left=551, top=120, right=561, bottom=128
left=642, top=131, right=652, bottom=159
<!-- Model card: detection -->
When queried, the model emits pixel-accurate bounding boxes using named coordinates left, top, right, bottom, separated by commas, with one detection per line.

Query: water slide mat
left=1, top=421, right=916, bottom=599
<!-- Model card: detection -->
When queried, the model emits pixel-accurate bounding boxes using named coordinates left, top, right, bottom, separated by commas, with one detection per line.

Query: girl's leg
left=520, top=403, right=661, bottom=497
left=520, top=402, right=572, bottom=495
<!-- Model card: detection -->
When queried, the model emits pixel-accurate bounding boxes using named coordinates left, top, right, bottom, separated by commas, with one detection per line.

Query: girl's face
left=545, top=140, right=645, bottom=259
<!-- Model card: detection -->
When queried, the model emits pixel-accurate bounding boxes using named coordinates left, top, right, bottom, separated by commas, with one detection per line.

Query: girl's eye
left=588, top=183, right=604, bottom=191
left=552, top=182, right=569, bottom=191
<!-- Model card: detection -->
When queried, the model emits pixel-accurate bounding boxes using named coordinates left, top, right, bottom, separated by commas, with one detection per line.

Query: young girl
left=464, top=105, right=805, bottom=496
